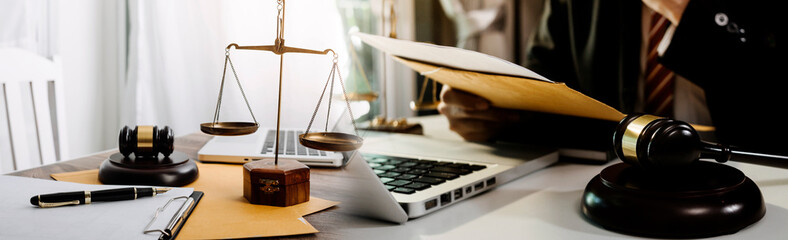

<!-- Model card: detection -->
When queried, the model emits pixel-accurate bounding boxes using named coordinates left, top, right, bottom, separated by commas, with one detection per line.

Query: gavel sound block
left=98, top=126, right=199, bottom=187
left=243, top=159, right=310, bottom=207
left=582, top=114, right=766, bottom=238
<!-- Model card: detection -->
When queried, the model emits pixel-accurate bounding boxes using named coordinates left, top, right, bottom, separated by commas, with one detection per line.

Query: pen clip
left=38, top=200, right=81, bottom=208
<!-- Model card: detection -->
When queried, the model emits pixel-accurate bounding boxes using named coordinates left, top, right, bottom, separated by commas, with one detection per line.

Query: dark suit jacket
left=527, top=0, right=642, bottom=114
left=519, top=0, right=641, bottom=151
left=526, top=0, right=786, bottom=152
left=661, top=0, right=786, bottom=151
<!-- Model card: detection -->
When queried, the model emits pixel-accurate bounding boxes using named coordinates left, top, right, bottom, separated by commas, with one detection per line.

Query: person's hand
left=642, top=0, right=690, bottom=25
left=437, top=85, right=521, bottom=142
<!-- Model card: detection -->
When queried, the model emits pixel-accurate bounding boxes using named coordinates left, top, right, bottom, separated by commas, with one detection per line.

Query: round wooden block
left=98, top=151, right=199, bottom=187
left=582, top=162, right=765, bottom=238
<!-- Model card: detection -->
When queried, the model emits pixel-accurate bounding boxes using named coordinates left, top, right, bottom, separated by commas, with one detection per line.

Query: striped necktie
left=644, top=12, right=675, bottom=116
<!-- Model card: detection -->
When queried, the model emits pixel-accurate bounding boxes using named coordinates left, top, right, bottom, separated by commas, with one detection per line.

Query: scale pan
left=342, top=92, right=379, bottom=102
left=299, top=132, right=363, bottom=152
left=200, top=122, right=259, bottom=136
left=409, top=101, right=441, bottom=111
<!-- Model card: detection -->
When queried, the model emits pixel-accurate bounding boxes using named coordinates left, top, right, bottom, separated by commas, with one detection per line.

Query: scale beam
left=227, top=42, right=335, bottom=56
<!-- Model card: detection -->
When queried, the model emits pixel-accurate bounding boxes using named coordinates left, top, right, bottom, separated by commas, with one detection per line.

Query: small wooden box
left=243, top=159, right=310, bottom=207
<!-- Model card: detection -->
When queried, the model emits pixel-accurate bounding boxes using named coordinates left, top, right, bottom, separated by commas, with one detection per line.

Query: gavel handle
left=701, top=141, right=788, bottom=169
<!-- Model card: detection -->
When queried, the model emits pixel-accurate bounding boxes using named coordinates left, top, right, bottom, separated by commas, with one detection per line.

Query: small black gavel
left=613, top=114, right=788, bottom=169
left=118, top=125, right=174, bottom=158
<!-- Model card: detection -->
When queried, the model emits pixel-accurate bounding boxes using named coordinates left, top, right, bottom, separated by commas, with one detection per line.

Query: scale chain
left=305, top=62, right=336, bottom=135
left=276, top=0, right=284, bottom=41
left=326, top=64, right=335, bottom=132
left=213, top=54, right=230, bottom=124
left=304, top=60, right=360, bottom=137
left=226, top=53, right=258, bottom=125
left=416, top=76, right=430, bottom=105
left=432, top=78, right=438, bottom=103
left=334, top=62, right=361, bottom=137
left=211, top=50, right=258, bottom=125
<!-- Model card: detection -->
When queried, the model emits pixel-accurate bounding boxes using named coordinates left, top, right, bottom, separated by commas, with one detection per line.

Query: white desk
left=339, top=115, right=788, bottom=240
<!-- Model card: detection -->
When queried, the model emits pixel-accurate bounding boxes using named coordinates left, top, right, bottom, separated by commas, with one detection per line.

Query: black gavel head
left=613, top=114, right=702, bottom=169
left=118, top=125, right=174, bottom=158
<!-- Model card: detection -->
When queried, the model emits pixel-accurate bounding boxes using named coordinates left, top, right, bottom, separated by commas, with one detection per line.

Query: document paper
left=0, top=175, right=193, bottom=240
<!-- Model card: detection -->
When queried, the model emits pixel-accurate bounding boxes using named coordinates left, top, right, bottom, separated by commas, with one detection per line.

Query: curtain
left=0, top=0, right=55, bottom=56
left=126, top=0, right=352, bottom=135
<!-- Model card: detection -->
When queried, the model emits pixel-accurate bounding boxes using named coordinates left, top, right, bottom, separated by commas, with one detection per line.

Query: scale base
left=582, top=162, right=765, bottom=238
left=98, top=151, right=199, bottom=187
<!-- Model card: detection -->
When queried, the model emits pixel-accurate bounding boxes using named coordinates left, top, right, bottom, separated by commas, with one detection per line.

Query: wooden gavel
left=613, top=114, right=788, bottom=169
left=118, top=125, right=174, bottom=158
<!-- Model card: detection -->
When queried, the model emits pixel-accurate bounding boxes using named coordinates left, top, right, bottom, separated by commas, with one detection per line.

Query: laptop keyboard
left=261, top=130, right=328, bottom=156
left=363, top=154, right=487, bottom=195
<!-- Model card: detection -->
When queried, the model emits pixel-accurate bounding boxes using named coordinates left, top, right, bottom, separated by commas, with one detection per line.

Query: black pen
left=30, top=187, right=172, bottom=208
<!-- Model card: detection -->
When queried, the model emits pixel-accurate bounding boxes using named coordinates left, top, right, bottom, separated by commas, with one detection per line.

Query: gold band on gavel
left=621, top=115, right=663, bottom=163
left=137, top=126, right=154, bottom=155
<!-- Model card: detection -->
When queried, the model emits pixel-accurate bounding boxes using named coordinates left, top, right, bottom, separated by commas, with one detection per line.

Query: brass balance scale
left=345, top=0, right=441, bottom=134
left=199, top=0, right=362, bottom=163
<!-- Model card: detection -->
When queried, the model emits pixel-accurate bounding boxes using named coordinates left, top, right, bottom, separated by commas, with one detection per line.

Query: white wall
left=52, top=0, right=409, bottom=159
left=57, top=0, right=121, bottom=158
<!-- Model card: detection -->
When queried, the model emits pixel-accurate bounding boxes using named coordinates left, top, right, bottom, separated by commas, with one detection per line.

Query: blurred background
left=0, top=0, right=537, bottom=164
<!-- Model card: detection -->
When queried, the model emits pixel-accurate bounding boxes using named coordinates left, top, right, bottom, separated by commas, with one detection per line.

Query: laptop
left=332, top=116, right=559, bottom=223
left=199, top=105, right=559, bottom=222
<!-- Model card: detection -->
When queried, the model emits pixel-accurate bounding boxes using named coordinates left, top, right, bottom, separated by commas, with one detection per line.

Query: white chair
left=0, top=48, right=69, bottom=173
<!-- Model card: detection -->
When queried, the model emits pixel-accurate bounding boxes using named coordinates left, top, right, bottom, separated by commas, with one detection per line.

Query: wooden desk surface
left=8, top=133, right=351, bottom=240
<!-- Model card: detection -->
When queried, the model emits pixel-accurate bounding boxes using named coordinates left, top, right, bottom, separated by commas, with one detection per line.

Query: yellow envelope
left=396, top=57, right=625, bottom=122
left=51, top=161, right=338, bottom=239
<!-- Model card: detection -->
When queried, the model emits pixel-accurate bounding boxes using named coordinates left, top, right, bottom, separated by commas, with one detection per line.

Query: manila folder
left=353, top=32, right=625, bottom=122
